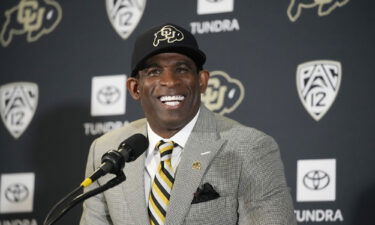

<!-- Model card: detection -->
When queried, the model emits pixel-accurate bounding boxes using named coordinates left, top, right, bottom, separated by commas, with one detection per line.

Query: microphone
left=81, top=133, right=148, bottom=188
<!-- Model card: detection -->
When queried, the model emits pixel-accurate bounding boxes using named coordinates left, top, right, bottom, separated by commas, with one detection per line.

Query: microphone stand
left=43, top=172, right=126, bottom=225
left=43, top=133, right=148, bottom=225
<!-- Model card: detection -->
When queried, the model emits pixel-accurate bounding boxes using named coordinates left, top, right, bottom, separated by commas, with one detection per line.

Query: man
left=80, top=23, right=296, bottom=225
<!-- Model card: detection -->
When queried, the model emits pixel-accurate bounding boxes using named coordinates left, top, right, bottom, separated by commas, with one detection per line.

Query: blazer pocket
left=184, top=196, right=238, bottom=225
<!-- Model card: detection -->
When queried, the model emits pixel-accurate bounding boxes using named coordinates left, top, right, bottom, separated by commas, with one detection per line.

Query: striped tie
left=148, top=140, right=176, bottom=225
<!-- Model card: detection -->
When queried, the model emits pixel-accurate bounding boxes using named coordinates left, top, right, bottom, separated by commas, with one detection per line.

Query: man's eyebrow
left=142, top=63, right=160, bottom=69
left=175, top=61, right=194, bottom=68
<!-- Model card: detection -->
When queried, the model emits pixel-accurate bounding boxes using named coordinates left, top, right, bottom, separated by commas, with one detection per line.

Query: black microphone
left=81, top=134, right=148, bottom=188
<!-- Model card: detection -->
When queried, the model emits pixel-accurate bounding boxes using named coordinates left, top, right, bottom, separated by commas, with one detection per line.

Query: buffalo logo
left=97, top=85, right=121, bottom=105
left=0, top=0, right=62, bottom=47
left=153, top=25, right=184, bottom=47
left=106, top=0, right=146, bottom=40
left=202, top=71, right=244, bottom=115
left=303, top=170, right=330, bottom=190
left=0, top=82, right=38, bottom=139
left=5, top=183, right=29, bottom=203
left=287, top=0, right=350, bottom=22
left=296, top=60, right=341, bottom=121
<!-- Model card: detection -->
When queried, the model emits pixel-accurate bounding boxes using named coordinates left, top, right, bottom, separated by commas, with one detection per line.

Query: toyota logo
left=206, top=0, right=223, bottom=2
left=5, top=183, right=29, bottom=202
left=303, top=170, right=330, bottom=190
left=97, top=86, right=121, bottom=105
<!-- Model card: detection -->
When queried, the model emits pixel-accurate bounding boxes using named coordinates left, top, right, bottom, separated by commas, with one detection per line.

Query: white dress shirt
left=144, top=109, right=200, bottom=203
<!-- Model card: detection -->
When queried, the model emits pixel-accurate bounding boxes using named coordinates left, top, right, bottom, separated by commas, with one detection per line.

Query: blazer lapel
left=165, top=106, right=226, bottom=225
left=120, top=123, right=150, bottom=225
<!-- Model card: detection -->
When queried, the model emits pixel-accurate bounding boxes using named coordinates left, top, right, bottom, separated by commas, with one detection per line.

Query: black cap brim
left=132, top=45, right=206, bottom=77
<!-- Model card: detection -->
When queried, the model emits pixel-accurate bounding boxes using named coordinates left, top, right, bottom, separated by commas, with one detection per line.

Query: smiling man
left=127, top=52, right=207, bottom=138
left=80, top=23, right=296, bottom=225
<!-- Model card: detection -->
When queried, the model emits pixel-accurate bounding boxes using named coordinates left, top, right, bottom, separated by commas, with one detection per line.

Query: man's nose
left=160, top=69, right=180, bottom=87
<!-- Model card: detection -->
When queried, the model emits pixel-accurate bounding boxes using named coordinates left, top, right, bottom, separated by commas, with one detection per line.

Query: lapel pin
left=192, top=161, right=201, bottom=170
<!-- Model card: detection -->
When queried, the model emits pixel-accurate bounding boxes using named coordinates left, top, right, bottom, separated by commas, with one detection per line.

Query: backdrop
left=0, top=0, right=374, bottom=225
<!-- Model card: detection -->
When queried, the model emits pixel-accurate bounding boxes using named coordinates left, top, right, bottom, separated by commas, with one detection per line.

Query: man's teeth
left=164, top=101, right=180, bottom=106
left=160, top=95, right=185, bottom=106
left=160, top=95, right=185, bottom=102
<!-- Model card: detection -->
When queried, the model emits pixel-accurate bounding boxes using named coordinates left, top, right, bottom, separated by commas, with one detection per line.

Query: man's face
left=127, top=52, right=209, bottom=137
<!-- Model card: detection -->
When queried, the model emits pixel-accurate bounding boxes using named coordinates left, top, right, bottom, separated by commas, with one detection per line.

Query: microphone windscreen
left=119, top=134, right=149, bottom=162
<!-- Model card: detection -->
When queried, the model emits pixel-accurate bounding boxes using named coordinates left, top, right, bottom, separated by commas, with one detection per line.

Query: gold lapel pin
left=192, top=161, right=201, bottom=170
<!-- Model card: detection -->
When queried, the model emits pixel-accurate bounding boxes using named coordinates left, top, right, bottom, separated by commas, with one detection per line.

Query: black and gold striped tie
left=148, top=140, right=176, bottom=225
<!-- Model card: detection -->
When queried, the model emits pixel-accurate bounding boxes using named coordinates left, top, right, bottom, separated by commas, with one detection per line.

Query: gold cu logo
left=201, top=71, right=245, bottom=115
left=0, top=0, right=62, bottom=47
left=18, top=0, right=45, bottom=32
left=153, top=25, right=184, bottom=47
left=287, top=0, right=350, bottom=22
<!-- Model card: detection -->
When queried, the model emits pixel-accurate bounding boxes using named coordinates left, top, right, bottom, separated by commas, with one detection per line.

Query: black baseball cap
left=131, top=23, right=206, bottom=77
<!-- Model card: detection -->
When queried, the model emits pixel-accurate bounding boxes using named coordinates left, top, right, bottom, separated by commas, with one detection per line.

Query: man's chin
left=158, top=116, right=192, bottom=131
left=161, top=119, right=188, bottom=130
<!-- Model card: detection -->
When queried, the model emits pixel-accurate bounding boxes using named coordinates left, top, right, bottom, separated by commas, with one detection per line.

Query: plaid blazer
left=80, top=105, right=296, bottom=225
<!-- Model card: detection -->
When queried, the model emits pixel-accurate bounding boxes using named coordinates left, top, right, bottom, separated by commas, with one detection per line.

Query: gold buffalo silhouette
left=0, top=0, right=62, bottom=47
left=153, top=25, right=184, bottom=47
left=287, top=0, right=350, bottom=22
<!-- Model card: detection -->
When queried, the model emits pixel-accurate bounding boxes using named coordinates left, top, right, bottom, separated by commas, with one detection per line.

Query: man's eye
left=147, top=69, right=161, bottom=76
left=176, top=67, right=189, bottom=73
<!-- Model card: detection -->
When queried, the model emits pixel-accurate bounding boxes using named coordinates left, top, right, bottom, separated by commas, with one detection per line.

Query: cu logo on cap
left=5, top=183, right=29, bottom=202
left=153, top=25, right=184, bottom=47
left=303, top=170, right=330, bottom=190
left=97, top=86, right=121, bottom=105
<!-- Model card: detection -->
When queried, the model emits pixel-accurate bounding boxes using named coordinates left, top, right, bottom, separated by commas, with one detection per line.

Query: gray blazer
left=80, top=106, right=296, bottom=225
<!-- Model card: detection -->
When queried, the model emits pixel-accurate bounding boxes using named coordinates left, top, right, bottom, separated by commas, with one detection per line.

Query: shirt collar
left=146, top=108, right=200, bottom=152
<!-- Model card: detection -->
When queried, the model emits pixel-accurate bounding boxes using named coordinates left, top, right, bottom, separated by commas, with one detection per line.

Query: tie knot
left=156, top=140, right=176, bottom=161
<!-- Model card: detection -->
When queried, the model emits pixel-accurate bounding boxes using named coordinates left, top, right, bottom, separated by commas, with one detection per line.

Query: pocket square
left=192, top=183, right=220, bottom=204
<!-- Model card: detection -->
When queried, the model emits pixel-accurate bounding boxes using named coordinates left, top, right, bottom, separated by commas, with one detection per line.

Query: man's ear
left=198, top=70, right=210, bottom=93
left=126, top=77, right=140, bottom=100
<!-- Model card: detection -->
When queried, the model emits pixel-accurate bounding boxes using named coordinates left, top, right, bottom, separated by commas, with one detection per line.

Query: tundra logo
left=97, top=86, right=121, bottom=105
left=5, top=183, right=29, bottom=203
left=287, top=0, right=350, bottom=22
left=0, top=0, right=62, bottom=47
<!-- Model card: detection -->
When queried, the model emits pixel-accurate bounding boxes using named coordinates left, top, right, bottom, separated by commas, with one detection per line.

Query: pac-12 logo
left=0, top=0, right=62, bottom=47
left=0, top=82, right=38, bottom=139
left=287, top=0, right=350, bottom=22
left=296, top=60, right=341, bottom=121
left=202, top=71, right=244, bottom=115
left=106, top=0, right=146, bottom=40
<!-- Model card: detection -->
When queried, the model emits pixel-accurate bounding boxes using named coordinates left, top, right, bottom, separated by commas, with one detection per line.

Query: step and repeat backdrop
left=0, top=0, right=374, bottom=224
